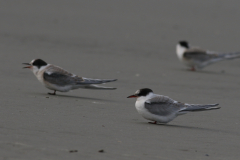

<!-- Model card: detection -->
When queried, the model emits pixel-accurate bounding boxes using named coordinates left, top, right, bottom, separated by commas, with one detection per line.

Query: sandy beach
left=0, top=1, right=240, bottom=159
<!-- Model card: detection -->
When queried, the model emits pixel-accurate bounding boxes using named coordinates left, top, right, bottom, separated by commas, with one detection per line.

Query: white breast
left=135, top=94, right=159, bottom=121
left=176, top=44, right=186, bottom=61
left=135, top=94, right=177, bottom=123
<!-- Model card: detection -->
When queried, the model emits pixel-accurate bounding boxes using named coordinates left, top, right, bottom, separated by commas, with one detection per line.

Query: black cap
left=179, top=41, right=189, bottom=48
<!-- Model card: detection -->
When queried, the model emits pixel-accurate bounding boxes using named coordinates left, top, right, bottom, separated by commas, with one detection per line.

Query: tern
left=23, top=59, right=117, bottom=95
left=176, top=41, right=240, bottom=71
left=127, top=88, right=220, bottom=124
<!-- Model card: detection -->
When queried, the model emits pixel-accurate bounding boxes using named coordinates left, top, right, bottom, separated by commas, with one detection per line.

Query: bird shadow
left=177, top=68, right=223, bottom=75
left=192, top=70, right=226, bottom=75
left=160, top=123, right=217, bottom=132
left=138, top=122, right=239, bottom=136
left=28, top=92, right=116, bottom=102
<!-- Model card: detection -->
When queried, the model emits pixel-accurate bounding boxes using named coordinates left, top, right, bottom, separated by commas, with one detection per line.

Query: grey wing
left=184, top=48, right=223, bottom=68
left=43, top=72, right=116, bottom=86
left=184, top=48, right=217, bottom=62
left=44, top=65, right=117, bottom=86
left=145, top=96, right=186, bottom=116
left=43, top=72, right=81, bottom=86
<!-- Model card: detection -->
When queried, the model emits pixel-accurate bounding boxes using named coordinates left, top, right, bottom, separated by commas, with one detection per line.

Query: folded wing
left=145, top=96, right=186, bottom=116
left=184, top=48, right=240, bottom=68
left=184, top=49, right=218, bottom=62
left=44, top=72, right=117, bottom=86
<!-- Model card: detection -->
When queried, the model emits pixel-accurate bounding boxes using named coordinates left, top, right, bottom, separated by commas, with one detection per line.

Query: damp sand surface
left=0, top=1, right=240, bottom=159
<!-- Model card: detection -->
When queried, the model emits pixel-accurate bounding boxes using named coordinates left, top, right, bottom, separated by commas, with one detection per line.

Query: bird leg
left=190, top=66, right=196, bottom=71
left=148, top=121, right=157, bottom=124
left=48, top=90, right=56, bottom=95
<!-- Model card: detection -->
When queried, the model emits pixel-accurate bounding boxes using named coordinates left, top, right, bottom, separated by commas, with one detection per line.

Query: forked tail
left=82, top=84, right=116, bottom=90
left=200, top=51, right=240, bottom=68
left=222, top=52, right=240, bottom=60
left=80, top=78, right=117, bottom=84
left=180, top=103, right=220, bottom=112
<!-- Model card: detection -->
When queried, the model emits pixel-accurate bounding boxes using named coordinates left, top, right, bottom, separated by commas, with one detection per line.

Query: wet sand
left=0, top=1, right=240, bottom=159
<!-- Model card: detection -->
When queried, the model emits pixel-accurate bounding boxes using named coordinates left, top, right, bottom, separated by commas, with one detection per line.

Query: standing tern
left=176, top=41, right=240, bottom=71
left=23, top=59, right=117, bottom=95
left=127, top=88, right=220, bottom=124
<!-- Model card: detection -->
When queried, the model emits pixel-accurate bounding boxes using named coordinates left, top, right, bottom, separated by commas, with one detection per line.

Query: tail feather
left=222, top=52, right=240, bottom=59
left=200, top=52, right=240, bottom=68
left=80, top=78, right=117, bottom=84
left=180, top=103, right=220, bottom=112
left=81, top=84, right=116, bottom=90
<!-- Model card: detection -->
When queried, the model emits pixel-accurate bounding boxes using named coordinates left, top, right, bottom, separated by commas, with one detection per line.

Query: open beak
left=127, top=95, right=138, bottom=98
left=22, top=63, right=32, bottom=69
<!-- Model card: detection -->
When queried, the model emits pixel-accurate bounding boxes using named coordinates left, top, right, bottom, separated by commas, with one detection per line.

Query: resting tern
left=176, top=41, right=240, bottom=71
left=23, top=59, right=117, bottom=95
left=127, top=88, right=220, bottom=124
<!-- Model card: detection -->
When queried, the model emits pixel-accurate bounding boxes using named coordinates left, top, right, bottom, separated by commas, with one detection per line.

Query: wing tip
left=101, top=87, right=117, bottom=90
left=208, top=103, right=220, bottom=110
left=102, top=79, right=117, bottom=83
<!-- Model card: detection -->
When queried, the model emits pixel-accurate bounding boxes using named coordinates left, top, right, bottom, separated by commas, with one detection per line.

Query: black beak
left=22, top=63, right=30, bottom=65
left=22, top=63, right=31, bottom=69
